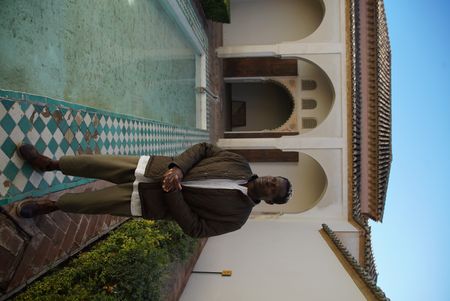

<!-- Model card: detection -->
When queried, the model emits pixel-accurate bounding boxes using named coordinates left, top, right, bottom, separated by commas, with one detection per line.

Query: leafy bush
left=14, top=220, right=198, bottom=301
left=200, top=0, right=230, bottom=23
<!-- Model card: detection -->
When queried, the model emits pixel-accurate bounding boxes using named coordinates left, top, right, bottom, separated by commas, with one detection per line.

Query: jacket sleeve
left=163, top=190, right=243, bottom=238
left=169, top=142, right=223, bottom=175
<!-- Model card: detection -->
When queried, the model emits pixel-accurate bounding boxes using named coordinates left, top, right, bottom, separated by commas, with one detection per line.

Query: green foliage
left=200, top=0, right=230, bottom=23
left=14, top=220, right=198, bottom=301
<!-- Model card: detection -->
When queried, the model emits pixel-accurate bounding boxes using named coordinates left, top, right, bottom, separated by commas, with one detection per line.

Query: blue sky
left=371, top=1, right=450, bottom=300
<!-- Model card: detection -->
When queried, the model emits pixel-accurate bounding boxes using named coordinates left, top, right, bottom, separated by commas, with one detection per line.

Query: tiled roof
left=322, top=224, right=390, bottom=301
left=372, top=0, right=392, bottom=221
left=350, top=0, right=364, bottom=224
left=352, top=0, right=392, bottom=222
left=348, top=0, right=392, bottom=298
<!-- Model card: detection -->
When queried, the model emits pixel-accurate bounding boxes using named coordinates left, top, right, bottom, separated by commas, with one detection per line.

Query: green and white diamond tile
left=0, top=89, right=209, bottom=205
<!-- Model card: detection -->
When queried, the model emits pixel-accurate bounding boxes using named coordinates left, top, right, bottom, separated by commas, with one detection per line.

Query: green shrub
left=14, top=220, right=198, bottom=301
left=200, top=0, right=230, bottom=23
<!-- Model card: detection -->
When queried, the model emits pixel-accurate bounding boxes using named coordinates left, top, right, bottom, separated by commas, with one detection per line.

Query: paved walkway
left=0, top=90, right=208, bottom=206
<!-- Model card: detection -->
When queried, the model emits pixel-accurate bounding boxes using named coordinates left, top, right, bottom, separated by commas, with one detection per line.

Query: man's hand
left=162, top=166, right=184, bottom=192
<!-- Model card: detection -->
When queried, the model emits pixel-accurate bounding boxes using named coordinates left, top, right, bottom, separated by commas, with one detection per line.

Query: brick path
left=0, top=181, right=126, bottom=300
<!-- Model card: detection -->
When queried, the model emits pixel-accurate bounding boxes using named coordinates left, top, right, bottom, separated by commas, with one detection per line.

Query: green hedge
left=200, top=0, right=230, bottom=23
left=14, top=220, right=198, bottom=301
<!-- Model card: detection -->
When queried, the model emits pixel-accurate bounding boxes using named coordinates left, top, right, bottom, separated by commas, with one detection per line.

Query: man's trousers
left=57, top=155, right=140, bottom=216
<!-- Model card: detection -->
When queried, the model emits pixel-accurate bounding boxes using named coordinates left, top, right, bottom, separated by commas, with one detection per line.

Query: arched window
left=302, top=99, right=317, bottom=109
left=301, top=79, right=317, bottom=91
left=302, top=118, right=317, bottom=129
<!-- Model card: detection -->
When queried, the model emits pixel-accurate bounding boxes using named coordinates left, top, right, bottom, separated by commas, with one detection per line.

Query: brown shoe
left=16, top=198, right=58, bottom=218
left=16, top=143, right=58, bottom=172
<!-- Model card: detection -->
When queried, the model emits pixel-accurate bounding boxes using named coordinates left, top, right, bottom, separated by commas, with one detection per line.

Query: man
left=15, top=142, right=292, bottom=238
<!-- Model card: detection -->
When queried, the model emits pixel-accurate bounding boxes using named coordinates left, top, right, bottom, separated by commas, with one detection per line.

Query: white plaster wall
left=217, top=0, right=341, bottom=57
left=193, top=0, right=359, bottom=299
left=224, top=0, right=324, bottom=46
left=250, top=153, right=327, bottom=214
left=251, top=148, right=345, bottom=219
left=294, top=149, right=346, bottom=219
left=335, top=231, right=361, bottom=263
left=181, top=220, right=365, bottom=301
left=215, top=145, right=347, bottom=219
left=292, top=0, right=341, bottom=43
left=297, top=54, right=342, bottom=137
left=217, top=47, right=347, bottom=220
left=297, top=59, right=335, bottom=133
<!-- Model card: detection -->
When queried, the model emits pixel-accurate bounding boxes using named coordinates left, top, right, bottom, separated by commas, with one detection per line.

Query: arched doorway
left=224, top=0, right=325, bottom=46
left=226, top=80, right=295, bottom=131
left=250, top=152, right=327, bottom=213
left=223, top=57, right=335, bottom=137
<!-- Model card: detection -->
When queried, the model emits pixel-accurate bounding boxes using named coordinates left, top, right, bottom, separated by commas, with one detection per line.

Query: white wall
left=217, top=0, right=348, bottom=220
left=199, top=1, right=357, bottom=299
left=224, top=0, right=325, bottom=46
left=251, top=153, right=327, bottom=214
left=297, top=59, right=335, bottom=133
left=335, top=231, right=361, bottom=264
left=217, top=0, right=341, bottom=58
left=181, top=220, right=365, bottom=301
left=216, top=146, right=346, bottom=219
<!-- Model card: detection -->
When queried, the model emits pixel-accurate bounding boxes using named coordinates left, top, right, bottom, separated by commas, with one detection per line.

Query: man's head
left=247, top=176, right=292, bottom=204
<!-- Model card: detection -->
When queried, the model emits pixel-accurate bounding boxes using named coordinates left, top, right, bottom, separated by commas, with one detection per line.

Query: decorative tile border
left=0, top=89, right=209, bottom=205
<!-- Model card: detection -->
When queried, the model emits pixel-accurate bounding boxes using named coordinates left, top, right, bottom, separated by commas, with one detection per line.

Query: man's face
left=252, top=176, right=288, bottom=204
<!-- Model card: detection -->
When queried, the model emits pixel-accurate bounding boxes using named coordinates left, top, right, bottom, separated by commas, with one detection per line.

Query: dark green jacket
left=138, top=143, right=258, bottom=238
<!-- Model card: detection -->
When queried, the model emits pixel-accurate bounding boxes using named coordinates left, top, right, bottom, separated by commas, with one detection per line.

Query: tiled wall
left=0, top=89, right=209, bottom=206
left=0, top=1, right=213, bottom=299
left=0, top=0, right=202, bottom=128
